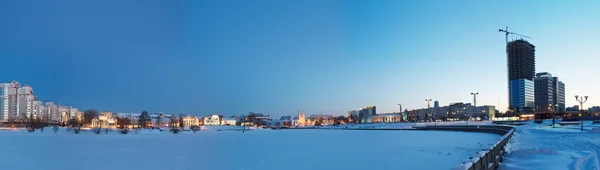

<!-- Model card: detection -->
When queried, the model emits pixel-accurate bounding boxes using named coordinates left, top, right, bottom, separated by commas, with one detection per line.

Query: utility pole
left=575, top=95, right=588, bottom=131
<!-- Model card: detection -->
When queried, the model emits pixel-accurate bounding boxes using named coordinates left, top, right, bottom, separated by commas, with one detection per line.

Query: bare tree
left=7, top=116, right=18, bottom=129
left=83, top=109, right=99, bottom=127
left=25, top=115, right=35, bottom=132
left=314, top=119, right=323, bottom=126
left=139, top=111, right=149, bottom=129
left=32, top=117, right=45, bottom=132
left=179, top=114, right=185, bottom=130
left=156, top=113, right=163, bottom=129
left=117, top=117, right=132, bottom=134
left=68, top=118, right=82, bottom=134
left=170, top=116, right=180, bottom=134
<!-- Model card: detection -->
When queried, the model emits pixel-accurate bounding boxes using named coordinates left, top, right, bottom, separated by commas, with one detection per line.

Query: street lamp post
left=397, top=104, right=404, bottom=123
left=425, top=99, right=432, bottom=123
left=553, top=104, right=558, bottom=128
left=471, top=92, right=479, bottom=107
left=575, top=95, right=588, bottom=131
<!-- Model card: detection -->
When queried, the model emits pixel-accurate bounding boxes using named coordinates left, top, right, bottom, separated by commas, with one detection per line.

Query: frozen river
left=0, top=128, right=500, bottom=170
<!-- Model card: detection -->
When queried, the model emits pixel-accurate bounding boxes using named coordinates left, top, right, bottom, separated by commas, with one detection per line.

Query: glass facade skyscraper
left=510, top=79, right=535, bottom=110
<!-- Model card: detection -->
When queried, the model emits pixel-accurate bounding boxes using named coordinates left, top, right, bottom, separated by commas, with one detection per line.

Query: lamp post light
left=425, top=99, right=432, bottom=122
left=575, top=95, right=588, bottom=131
left=553, top=104, right=558, bottom=128
left=471, top=92, right=479, bottom=107
left=397, top=104, right=404, bottom=123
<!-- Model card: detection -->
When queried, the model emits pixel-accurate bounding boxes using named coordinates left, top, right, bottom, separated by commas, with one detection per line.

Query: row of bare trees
left=17, top=109, right=201, bottom=134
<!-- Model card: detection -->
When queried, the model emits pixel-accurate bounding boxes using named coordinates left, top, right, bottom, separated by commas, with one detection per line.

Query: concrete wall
left=415, top=125, right=514, bottom=170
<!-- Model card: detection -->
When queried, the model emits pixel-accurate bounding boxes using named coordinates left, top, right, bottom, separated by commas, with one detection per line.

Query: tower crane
left=498, top=27, right=531, bottom=45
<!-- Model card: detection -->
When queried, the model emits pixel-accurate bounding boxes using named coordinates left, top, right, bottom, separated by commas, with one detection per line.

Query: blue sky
left=1, top=1, right=599, bottom=117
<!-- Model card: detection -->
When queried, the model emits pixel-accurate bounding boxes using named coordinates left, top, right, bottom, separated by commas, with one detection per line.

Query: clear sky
left=1, top=1, right=599, bottom=117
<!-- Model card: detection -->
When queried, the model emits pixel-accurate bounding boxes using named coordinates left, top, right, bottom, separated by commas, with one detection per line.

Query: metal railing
left=415, top=125, right=515, bottom=170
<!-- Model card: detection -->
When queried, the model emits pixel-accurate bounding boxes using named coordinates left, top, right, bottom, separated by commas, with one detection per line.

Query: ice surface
left=0, top=127, right=499, bottom=170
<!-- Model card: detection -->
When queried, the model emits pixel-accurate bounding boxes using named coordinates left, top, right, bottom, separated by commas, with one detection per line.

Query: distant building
left=534, top=72, right=566, bottom=112
left=0, top=81, right=21, bottom=121
left=182, top=116, right=199, bottom=127
left=409, top=102, right=496, bottom=121
left=309, top=114, right=334, bottom=126
left=221, top=117, right=237, bottom=126
left=347, top=110, right=359, bottom=124
left=204, top=114, right=221, bottom=125
left=297, top=111, right=306, bottom=126
left=17, top=85, right=36, bottom=118
left=566, top=105, right=580, bottom=111
left=358, top=106, right=376, bottom=124
left=589, top=106, right=600, bottom=116
left=69, top=108, right=79, bottom=120
left=31, top=101, right=43, bottom=119
left=1, top=81, right=76, bottom=123
left=370, top=113, right=402, bottom=123
left=44, top=102, right=60, bottom=123
left=467, top=105, right=496, bottom=120
left=241, top=112, right=270, bottom=126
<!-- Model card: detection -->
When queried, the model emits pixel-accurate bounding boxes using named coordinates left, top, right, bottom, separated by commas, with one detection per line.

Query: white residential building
left=182, top=116, right=199, bottom=127
left=0, top=81, right=20, bottom=121
left=44, top=102, right=60, bottom=123
left=31, top=100, right=43, bottom=119
left=69, top=108, right=79, bottom=119
left=1, top=81, right=78, bottom=123
left=58, top=106, right=72, bottom=123
left=17, top=85, right=35, bottom=118
left=203, top=114, right=221, bottom=125
left=221, top=118, right=237, bottom=126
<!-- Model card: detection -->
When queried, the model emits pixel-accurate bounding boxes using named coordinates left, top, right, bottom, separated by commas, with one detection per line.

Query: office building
left=507, top=40, right=536, bottom=112
left=358, top=106, right=376, bottom=123
left=534, top=72, right=566, bottom=112
left=509, top=79, right=535, bottom=111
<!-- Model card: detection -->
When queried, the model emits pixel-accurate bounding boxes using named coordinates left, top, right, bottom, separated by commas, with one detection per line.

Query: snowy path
left=500, top=121, right=600, bottom=170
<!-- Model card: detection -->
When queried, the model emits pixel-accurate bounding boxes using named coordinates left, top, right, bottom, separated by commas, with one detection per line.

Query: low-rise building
left=370, top=113, right=403, bottom=123
left=241, top=112, right=270, bottom=126
left=204, top=114, right=221, bottom=125
left=182, top=116, right=199, bottom=127
left=221, top=117, right=237, bottom=126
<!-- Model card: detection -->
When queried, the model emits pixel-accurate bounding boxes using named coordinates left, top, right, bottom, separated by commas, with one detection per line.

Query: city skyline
left=1, top=1, right=600, bottom=117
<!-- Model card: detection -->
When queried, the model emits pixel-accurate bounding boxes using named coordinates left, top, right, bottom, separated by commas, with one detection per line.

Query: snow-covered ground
left=500, top=120, right=600, bottom=170
left=0, top=127, right=499, bottom=170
